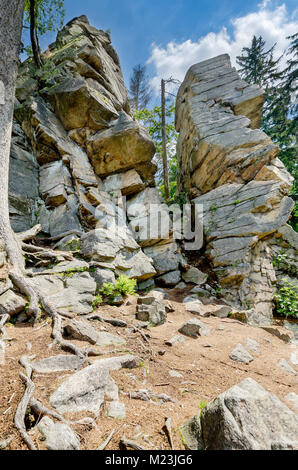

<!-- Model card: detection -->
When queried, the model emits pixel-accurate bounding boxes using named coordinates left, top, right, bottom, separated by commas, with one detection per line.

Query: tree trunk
left=0, top=0, right=26, bottom=273
left=161, top=79, right=170, bottom=202
left=30, top=0, right=41, bottom=68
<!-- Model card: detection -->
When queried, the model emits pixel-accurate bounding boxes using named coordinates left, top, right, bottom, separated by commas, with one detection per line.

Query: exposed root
left=14, top=356, right=36, bottom=450
left=46, top=309, right=87, bottom=359
left=9, top=271, right=41, bottom=322
left=17, top=224, right=42, bottom=242
left=22, top=242, right=73, bottom=261
left=87, top=313, right=127, bottom=327
left=30, top=397, right=69, bottom=425
left=0, top=313, right=9, bottom=365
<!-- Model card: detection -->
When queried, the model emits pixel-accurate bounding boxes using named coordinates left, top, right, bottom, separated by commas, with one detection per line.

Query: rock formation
left=176, top=54, right=296, bottom=324
left=4, top=15, right=184, bottom=316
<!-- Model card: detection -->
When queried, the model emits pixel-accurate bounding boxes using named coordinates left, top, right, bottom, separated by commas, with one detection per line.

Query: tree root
left=14, top=356, right=36, bottom=450
left=0, top=313, right=9, bottom=365
left=17, top=224, right=42, bottom=242
left=87, top=313, right=127, bottom=327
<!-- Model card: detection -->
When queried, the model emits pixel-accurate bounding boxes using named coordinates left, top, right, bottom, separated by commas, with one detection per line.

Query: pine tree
left=236, top=36, right=282, bottom=89
left=237, top=34, right=297, bottom=230
left=129, top=64, right=152, bottom=112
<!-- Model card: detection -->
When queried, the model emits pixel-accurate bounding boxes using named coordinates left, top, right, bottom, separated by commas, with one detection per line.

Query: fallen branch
left=120, top=436, right=147, bottom=451
left=97, top=429, right=115, bottom=450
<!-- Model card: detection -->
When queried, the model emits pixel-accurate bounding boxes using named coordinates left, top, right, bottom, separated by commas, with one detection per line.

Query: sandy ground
left=0, top=288, right=297, bottom=450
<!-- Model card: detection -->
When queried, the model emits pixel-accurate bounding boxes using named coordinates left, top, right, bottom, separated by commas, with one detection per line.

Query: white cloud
left=147, top=2, right=298, bottom=94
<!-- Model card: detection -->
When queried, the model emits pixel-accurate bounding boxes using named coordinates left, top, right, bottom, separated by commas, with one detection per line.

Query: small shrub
left=114, top=275, right=137, bottom=296
left=199, top=400, right=207, bottom=410
left=274, top=278, right=298, bottom=319
left=99, top=275, right=137, bottom=303
left=92, top=295, right=103, bottom=310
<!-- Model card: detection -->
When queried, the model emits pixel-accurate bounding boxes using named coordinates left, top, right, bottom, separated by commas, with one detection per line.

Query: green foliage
left=114, top=275, right=137, bottom=296
left=274, top=278, right=298, bottom=319
left=135, top=103, right=180, bottom=203
left=99, top=275, right=137, bottom=303
left=237, top=34, right=297, bottom=232
left=92, top=295, right=103, bottom=310
left=24, top=0, right=65, bottom=36
left=199, top=400, right=207, bottom=410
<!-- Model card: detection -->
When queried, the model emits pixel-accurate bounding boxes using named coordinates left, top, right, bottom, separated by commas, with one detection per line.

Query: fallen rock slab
left=50, top=355, right=137, bottom=414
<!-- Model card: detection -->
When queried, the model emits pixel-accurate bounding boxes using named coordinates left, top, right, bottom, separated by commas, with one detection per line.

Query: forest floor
left=0, top=287, right=297, bottom=450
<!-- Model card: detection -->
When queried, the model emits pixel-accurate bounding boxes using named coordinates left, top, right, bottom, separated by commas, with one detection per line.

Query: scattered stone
left=0, top=436, right=13, bottom=450
left=37, top=417, right=80, bottom=450
left=165, top=300, right=174, bottom=312
left=175, top=282, right=187, bottom=290
left=185, top=301, right=205, bottom=316
left=0, top=290, right=27, bottom=316
left=169, top=370, right=183, bottom=378
left=110, top=295, right=124, bottom=306
left=246, top=338, right=260, bottom=354
left=230, top=344, right=254, bottom=364
left=182, top=267, right=207, bottom=285
left=152, top=288, right=169, bottom=299
left=136, top=291, right=167, bottom=326
left=261, top=326, right=293, bottom=343
left=209, top=306, right=231, bottom=318
left=107, top=401, right=126, bottom=419
left=183, top=295, right=200, bottom=303
left=290, top=352, right=298, bottom=366
left=178, top=318, right=210, bottom=338
left=189, top=286, right=211, bottom=296
left=278, top=359, right=297, bottom=376
left=138, top=278, right=155, bottom=291
left=156, top=270, right=181, bottom=287
left=165, top=335, right=187, bottom=346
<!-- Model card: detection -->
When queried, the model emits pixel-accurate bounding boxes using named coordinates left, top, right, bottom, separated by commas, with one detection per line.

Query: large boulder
left=180, top=378, right=298, bottom=450
left=86, top=112, right=156, bottom=178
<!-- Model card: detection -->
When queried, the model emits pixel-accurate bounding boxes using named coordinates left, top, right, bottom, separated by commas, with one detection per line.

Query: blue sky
left=23, top=0, right=298, bottom=98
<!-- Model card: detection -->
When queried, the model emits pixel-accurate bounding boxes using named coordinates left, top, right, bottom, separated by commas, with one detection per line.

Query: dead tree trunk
left=30, top=0, right=41, bottom=68
left=161, top=79, right=170, bottom=203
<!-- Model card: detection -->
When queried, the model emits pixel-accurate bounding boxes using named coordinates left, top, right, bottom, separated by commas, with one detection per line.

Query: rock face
left=176, top=54, right=295, bottom=322
left=10, top=15, right=178, bottom=313
left=180, top=378, right=298, bottom=450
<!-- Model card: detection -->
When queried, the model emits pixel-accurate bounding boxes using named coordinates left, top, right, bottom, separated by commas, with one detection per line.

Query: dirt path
left=0, top=288, right=297, bottom=450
